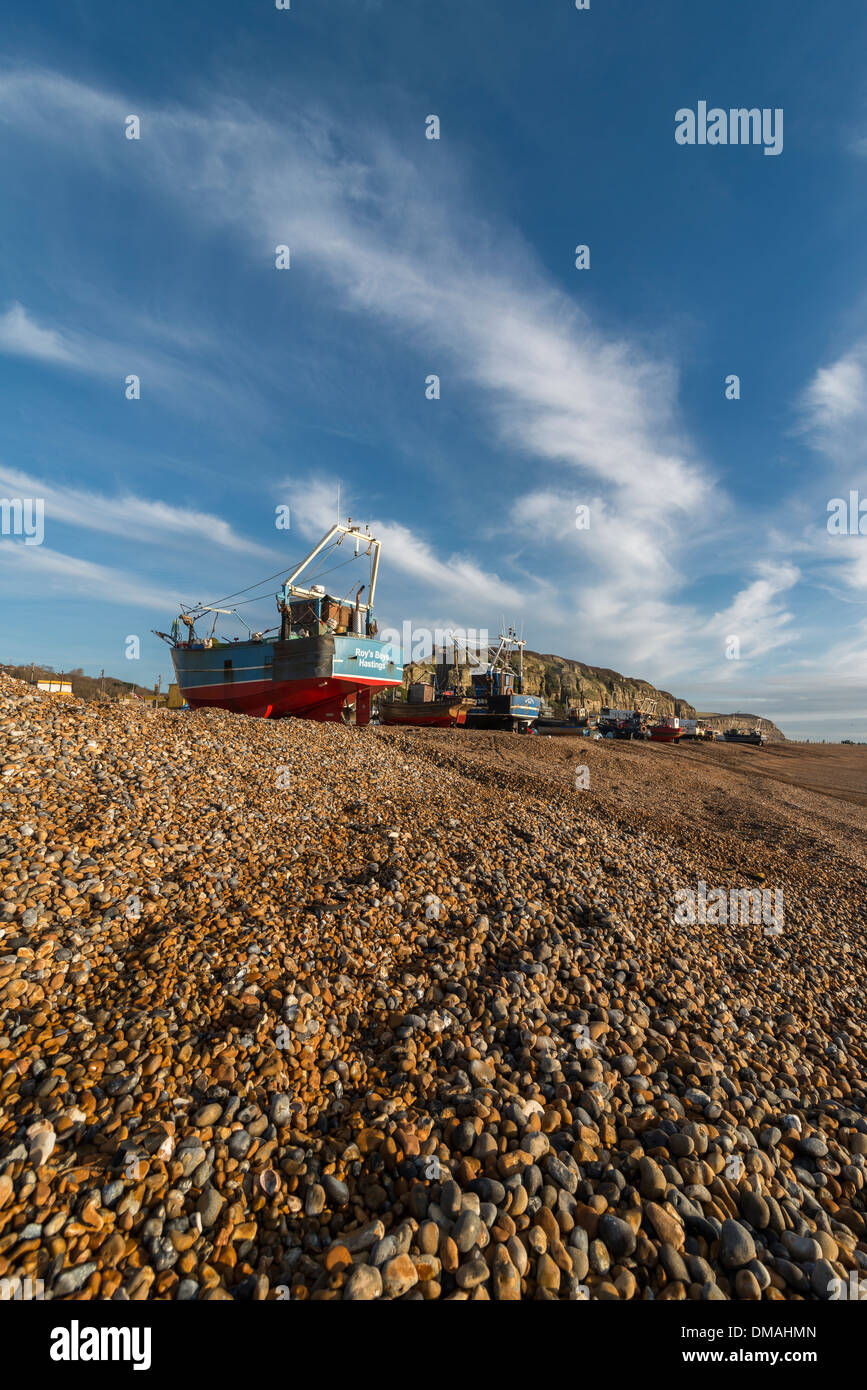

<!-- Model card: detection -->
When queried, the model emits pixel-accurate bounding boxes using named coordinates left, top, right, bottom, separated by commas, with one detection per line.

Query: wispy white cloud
left=797, top=341, right=867, bottom=467
left=0, top=66, right=123, bottom=132
left=284, top=474, right=535, bottom=613
left=0, top=295, right=229, bottom=415
left=0, top=541, right=181, bottom=610
left=0, top=303, right=80, bottom=366
left=803, top=353, right=866, bottom=428
left=0, top=299, right=135, bottom=380
left=505, top=484, right=700, bottom=673
left=0, top=464, right=278, bottom=559
left=789, top=344, right=867, bottom=603
left=705, top=561, right=800, bottom=667
left=0, top=66, right=716, bottom=648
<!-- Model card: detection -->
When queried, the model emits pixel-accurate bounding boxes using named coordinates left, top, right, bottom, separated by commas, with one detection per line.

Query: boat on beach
left=463, top=629, right=541, bottom=732
left=155, top=521, right=403, bottom=724
left=723, top=727, right=767, bottom=746
left=649, top=717, right=685, bottom=743
left=534, top=708, right=594, bottom=736
left=383, top=630, right=541, bottom=732
left=380, top=685, right=468, bottom=727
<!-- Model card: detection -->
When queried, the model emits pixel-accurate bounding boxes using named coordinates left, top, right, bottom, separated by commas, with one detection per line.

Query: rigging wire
left=190, top=541, right=343, bottom=611
left=304, top=551, right=369, bottom=589
left=187, top=546, right=371, bottom=617
left=231, top=551, right=367, bottom=611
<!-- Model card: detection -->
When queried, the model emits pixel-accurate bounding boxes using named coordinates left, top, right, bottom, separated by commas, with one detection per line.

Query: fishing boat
left=155, top=520, right=403, bottom=724
left=463, top=629, right=541, bottom=732
left=380, top=684, right=468, bottom=728
left=380, top=646, right=474, bottom=728
left=534, top=708, right=594, bottom=736
left=649, top=717, right=685, bottom=743
left=723, top=727, right=767, bottom=746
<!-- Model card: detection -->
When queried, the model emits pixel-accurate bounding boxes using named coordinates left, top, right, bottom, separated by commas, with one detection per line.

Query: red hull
left=649, top=726, right=684, bottom=742
left=183, top=676, right=396, bottom=723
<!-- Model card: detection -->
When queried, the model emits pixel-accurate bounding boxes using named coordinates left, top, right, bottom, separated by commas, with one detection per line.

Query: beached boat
left=380, top=685, right=468, bottom=728
left=598, top=712, right=647, bottom=740
left=534, top=709, right=594, bottom=736
left=464, top=629, right=541, bottom=732
left=649, top=717, right=685, bottom=743
left=155, top=521, right=403, bottom=724
left=723, top=727, right=767, bottom=746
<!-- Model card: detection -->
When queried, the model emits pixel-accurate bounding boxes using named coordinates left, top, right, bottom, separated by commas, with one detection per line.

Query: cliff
left=402, top=649, right=694, bottom=718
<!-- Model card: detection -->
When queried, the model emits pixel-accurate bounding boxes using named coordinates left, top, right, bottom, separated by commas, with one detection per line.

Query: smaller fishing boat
left=598, top=712, right=647, bottom=740
left=534, top=704, right=594, bottom=736
left=649, top=717, right=685, bottom=743
left=464, top=629, right=541, bottom=732
left=723, top=727, right=767, bottom=746
left=380, top=682, right=468, bottom=728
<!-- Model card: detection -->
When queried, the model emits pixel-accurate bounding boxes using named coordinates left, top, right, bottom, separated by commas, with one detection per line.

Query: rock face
left=522, top=653, right=694, bottom=719
left=403, top=650, right=694, bottom=718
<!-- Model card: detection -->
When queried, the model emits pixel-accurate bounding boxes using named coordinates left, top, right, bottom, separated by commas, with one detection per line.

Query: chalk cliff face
left=401, top=651, right=787, bottom=739
left=519, top=652, right=694, bottom=718
left=402, top=650, right=691, bottom=715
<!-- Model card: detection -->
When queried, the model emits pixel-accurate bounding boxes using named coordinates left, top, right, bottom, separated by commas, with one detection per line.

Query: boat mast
left=368, top=531, right=381, bottom=608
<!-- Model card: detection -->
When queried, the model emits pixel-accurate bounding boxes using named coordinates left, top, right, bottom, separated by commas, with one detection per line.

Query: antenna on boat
left=337, top=485, right=341, bottom=526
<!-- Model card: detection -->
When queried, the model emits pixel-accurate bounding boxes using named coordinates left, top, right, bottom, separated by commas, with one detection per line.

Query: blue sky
left=1, top=0, right=866, bottom=739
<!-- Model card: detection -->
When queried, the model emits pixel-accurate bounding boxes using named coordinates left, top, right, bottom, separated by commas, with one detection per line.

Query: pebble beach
left=1, top=673, right=866, bottom=1302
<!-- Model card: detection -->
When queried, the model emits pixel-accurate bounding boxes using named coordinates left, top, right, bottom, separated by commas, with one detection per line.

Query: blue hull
left=171, top=633, right=402, bottom=721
